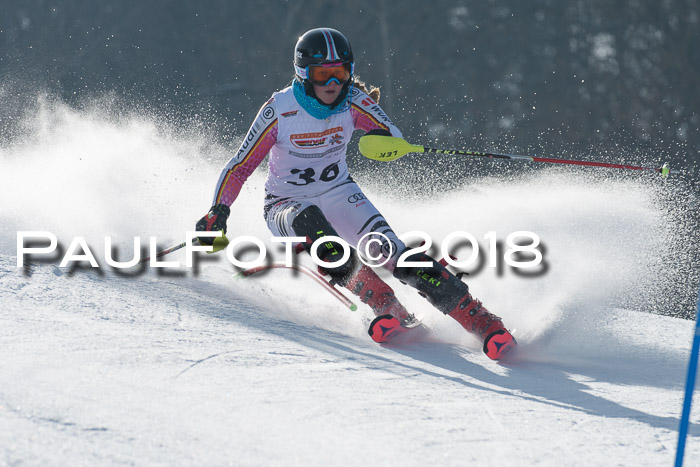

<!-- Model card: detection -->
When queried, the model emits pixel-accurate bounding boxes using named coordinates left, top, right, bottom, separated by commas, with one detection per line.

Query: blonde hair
left=354, top=77, right=380, bottom=102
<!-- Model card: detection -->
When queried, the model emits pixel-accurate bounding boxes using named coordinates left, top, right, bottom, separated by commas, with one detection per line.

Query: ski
left=237, top=262, right=427, bottom=343
left=238, top=262, right=358, bottom=312
left=368, top=313, right=423, bottom=343
left=237, top=262, right=513, bottom=358
left=483, top=330, right=517, bottom=360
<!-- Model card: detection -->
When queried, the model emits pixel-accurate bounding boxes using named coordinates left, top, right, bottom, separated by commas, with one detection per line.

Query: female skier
left=195, top=28, right=516, bottom=359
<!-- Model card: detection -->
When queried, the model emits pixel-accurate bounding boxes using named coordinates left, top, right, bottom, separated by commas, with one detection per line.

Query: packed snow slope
left=1, top=99, right=699, bottom=466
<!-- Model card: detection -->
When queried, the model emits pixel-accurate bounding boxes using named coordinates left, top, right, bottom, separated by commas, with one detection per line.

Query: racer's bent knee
left=291, top=204, right=357, bottom=286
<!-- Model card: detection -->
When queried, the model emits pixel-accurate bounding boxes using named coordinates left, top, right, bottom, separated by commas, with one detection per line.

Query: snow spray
left=1, top=97, right=698, bottom=345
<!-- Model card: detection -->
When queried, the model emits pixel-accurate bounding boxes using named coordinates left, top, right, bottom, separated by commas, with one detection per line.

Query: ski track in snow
left=1, top=257, right=697, bottom=466
left=1, top=100, right=699, bottom=466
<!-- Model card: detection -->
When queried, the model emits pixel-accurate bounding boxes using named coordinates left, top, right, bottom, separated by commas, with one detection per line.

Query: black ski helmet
left=294, top=28, right=354, bottom=70
left=293, top=28, right=354, bottom=107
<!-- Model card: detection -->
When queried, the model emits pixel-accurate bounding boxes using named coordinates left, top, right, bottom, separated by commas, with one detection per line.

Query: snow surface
left=1, top=99, right=699, bottom=466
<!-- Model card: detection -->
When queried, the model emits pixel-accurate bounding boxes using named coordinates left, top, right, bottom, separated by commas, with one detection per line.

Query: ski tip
left=661, top=163, right=670, bottom=178
left=368, top=314, right=404, bottom=343
left=483, top=329, right=518, bottom=361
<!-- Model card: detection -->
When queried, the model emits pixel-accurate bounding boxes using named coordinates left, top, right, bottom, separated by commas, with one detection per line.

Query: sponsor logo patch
left=281, top=110, right=298, bottom=118
left=295, top=138, right=326, bottom=148
left=347, top=192, right=367, bottom=204
left=290, top=126, right=343, bottom=149
left=262, top=105, right=275, bottom=120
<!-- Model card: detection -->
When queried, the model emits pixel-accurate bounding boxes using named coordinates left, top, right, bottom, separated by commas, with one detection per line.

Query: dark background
left=1, top=0, right=698, bottom=315
left=2, top=1, right=699, bottom=172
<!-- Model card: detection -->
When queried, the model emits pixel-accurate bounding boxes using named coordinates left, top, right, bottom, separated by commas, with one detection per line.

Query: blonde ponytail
left=353, top=77, right=381, bottom=103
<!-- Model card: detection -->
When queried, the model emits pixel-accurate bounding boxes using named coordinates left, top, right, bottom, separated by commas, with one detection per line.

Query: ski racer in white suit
left=196, top=28, right=516, bottom=359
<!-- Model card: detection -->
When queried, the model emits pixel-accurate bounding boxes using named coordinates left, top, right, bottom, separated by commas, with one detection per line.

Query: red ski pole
left=359, top=135, right=680, bottom=177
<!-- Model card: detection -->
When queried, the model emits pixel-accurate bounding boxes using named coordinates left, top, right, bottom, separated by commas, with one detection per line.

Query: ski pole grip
left=358, top=135, right=423, bottom=162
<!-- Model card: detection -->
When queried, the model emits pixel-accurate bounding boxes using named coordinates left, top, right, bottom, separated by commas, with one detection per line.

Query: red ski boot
left=449, top=293, right=516, bottom=360
left=345, top=265, right=419, bottom=343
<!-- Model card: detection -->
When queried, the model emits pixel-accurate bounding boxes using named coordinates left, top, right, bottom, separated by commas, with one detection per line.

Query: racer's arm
left=350, top=92, right=403, bottom=138
left=212, top=102, right=278, bottom=206
left=195, top=100, right=278, bottom=242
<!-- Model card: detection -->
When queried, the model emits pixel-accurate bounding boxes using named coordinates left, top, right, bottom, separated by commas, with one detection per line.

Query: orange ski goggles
left=307, top=62, right=352, bottom=86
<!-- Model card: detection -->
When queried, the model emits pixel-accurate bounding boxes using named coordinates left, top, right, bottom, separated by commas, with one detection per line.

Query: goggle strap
left=294, top=64, right=308, bottom=80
